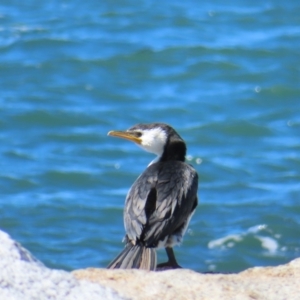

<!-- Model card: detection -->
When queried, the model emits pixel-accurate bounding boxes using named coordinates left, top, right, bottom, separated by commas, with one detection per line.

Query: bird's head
left=108, top=123, right=169, bottom=157
left=108, top=123, right=186, bottom=162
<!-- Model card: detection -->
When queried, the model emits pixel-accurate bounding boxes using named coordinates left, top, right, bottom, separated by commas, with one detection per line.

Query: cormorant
left=107, top=123, right=198, bottom=270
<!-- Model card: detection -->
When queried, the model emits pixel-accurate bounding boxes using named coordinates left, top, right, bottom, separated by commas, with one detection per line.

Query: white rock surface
left=74, top=258, right=300, bottom=300
left=0, top=230, right=123, bottom=300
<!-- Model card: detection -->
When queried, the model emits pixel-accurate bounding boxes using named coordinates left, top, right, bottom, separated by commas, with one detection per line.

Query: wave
left=208, top=224, right=280, bottom=255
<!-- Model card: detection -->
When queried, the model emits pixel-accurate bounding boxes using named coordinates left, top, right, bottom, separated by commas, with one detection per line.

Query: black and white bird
left=107, top=123, right=198, bottom=270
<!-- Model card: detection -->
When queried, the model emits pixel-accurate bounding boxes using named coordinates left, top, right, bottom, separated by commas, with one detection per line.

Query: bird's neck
left=158, top=140, right=186, bottom=162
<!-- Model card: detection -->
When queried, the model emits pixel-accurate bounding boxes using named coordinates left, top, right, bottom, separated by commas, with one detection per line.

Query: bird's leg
left=156, top=247, right=182, bottom=270
left=165, top=247, right=182, bottom=268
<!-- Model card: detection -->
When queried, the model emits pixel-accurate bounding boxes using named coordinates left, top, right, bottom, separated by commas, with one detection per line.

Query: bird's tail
left=107, top=244, right=157, bottom=270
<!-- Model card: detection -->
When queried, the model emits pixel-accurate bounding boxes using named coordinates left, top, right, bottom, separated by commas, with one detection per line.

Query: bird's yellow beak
left=108, top=130, right=142, bottom=144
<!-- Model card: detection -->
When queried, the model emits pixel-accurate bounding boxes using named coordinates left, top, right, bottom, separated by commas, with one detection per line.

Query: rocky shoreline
left=74, top=259, right=300, bottom=300
left=1, top=229, right=299, bottom=300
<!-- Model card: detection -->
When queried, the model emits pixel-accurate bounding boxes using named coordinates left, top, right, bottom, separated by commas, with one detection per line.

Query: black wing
left=124, top=161, right=198, bottom=247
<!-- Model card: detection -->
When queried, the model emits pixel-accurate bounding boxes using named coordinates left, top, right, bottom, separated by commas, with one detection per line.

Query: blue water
left=0, top=1, right=300, bottom=273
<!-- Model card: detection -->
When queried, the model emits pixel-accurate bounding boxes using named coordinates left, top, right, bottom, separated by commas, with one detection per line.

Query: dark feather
left=124, top=160, right=198, bottom=247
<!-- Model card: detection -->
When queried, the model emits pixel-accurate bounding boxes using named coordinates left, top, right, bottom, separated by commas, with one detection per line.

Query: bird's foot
left=156, top=261, right=182, bottom=271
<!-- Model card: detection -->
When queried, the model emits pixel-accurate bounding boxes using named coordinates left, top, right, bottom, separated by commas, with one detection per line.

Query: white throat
left=137, top=127, right=167, bottom=161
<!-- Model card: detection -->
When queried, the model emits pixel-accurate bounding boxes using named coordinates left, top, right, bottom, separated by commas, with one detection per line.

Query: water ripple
left=0, top=0, right=299, bottom=273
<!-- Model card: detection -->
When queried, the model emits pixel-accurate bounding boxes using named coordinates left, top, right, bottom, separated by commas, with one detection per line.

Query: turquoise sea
left=0, top=1, right=299, bottom=273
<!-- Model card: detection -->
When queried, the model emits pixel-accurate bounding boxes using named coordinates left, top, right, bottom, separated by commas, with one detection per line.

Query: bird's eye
left=134, top=132, right=142, bottom=137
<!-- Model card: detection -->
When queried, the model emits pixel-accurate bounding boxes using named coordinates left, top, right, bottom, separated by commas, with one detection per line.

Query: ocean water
left=0, top=1, right=299, bottom=273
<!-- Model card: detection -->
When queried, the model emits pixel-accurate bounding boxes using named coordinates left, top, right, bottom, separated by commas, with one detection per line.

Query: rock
left=0, top=230, right=124, bottom=300
left=73, top=259, right=300, bottom=300
left=1, top=228, right=299, bottom=300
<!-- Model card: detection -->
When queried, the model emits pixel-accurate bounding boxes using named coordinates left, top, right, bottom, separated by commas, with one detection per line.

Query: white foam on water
left=208, top=224, right=280, bottom=255
left=208, top=234, right=243, bottom=249
left=255, top=236, right=279, bottom=254
left=247, top=224, right=267, bottom=234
